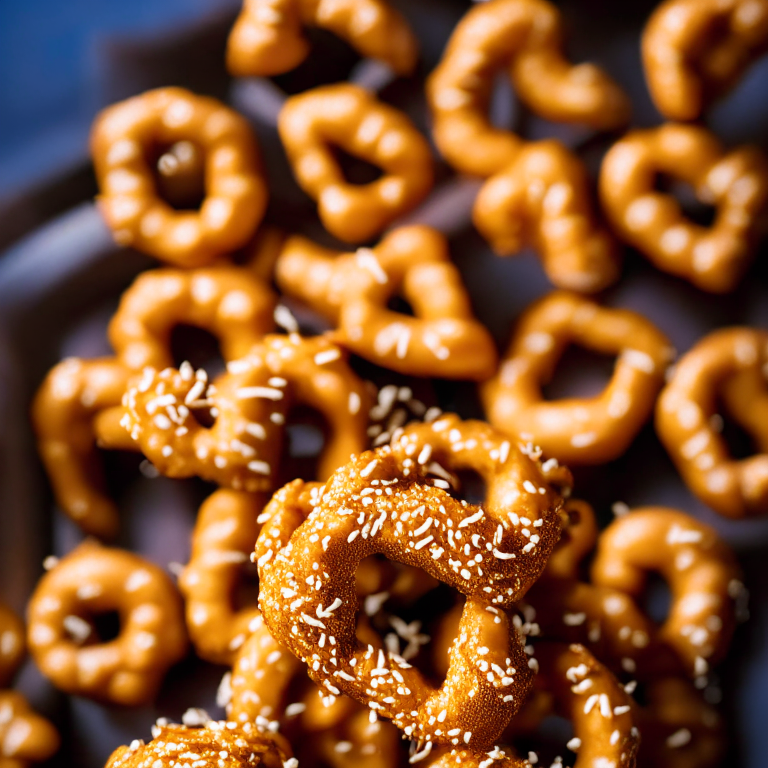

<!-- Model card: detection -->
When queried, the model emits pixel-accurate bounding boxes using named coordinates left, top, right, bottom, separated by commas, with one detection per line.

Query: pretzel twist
left=657, top=327, right=768, bottom=517
left=482, top=291, right=674, bottom=465
left=108, top=266, right=277, bottom=371
left=256, top=415, right=571, bottom=751
left=275, top=225, right=497, bottom=379
left=32, top=358, right=136, bottom=538
left=473, top=140, right=621, bottom=293
left=227, top=0, right=418, bottom=77
left=91, top=87, right=268, bottom=267
left=543, top=498, right=598, bottom=581
left=426, top=0, right=630, bottom=177
left=27, top=542, right=187, bottom=705
left=599, top=123, right=768, bottom=292
left=590, top=507, right=740, bottom=677
left=122, top=335, right=370, bottom=490
left=643, top=0, right=768, bottom=121
left=105, top=721, right=292, bottom=768
left=0, top=691, right=60, bottom=768
left=278, top=84, right=434, bottom=243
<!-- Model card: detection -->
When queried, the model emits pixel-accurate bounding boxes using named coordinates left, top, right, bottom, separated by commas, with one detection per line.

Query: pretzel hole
left=151, top=140, right=206, bottom=211
left=714, top=398, right=756, bottom=460
left=279, top=406, right=329, bottom=483
left=541, top=345, right=616, bottom=400
left=170, top=325, right=225, bottom=378
left=330, top=146, right=384, bottom=185
left=654, top=175, right=716, bottom=227
left=232, top=559, right=261, bottom=613
left=643, top=572, right=672, bottom=626
left=450, top=469, right=488, bottom=506
left=387, top=295, right=416, bottom=317
left=513, top=714, right=575, bottom=767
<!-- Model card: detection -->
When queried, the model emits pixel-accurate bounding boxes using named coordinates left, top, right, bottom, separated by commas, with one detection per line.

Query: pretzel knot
left=278, top=84, right=434, bottom=243
left=91, top=87, right=268, bottom=267
left=482, top=291, right=674, bottom=465
left=657, top=327, right=768, bottom=518
left=256, top=415, right=572, bottom=751
left=32, top=357, right=136, bottom=539
left=27, top=541, right=187, bottom=706
left=122, top=335, right=369, bottom=491
left=276, top=225, right=497, bottom=379
left=472, top=140, right=621, bottom=293
left=426, top=0, right=630, bottom=178
left=226, top=0, right=418, bottom=77
left=643, top=0, right=768, bottom=121
left=599, top=123, right=768, bottom=293
left=590, top=507, right=740, bottom=678
left=0, top=691, right=60, bottom=767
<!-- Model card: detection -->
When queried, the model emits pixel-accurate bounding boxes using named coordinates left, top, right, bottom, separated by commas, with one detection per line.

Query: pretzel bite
left=482, top=291, right=674, bottom=465
left=474, top=140, right=621, bottom=292
left=121, top=335, right=369, bottom=490
left=599, top=123, right=768, bottom=292
left=426, top=0, right=630, bottom=177
left=27, top=541, right=187, bottom=706
left=590, top=507, right=740, bottom=678
left=32, top=358, right=136, bottom=539
left=0, top=604, right=26, bottom=688
left=256, top=415, right=572, bottom=751
left=0, top=691, right=60, bottom=768
left=656, top=327, right=768, bottom=517
left=278, top=84, right=433, bottom=243
left=91, top=87, right=267, bottom=267
left=643, top=0, right=768, bottom=121
left=275, top=225, right=497, bottom=379
left=227, top=0, right=418, bottom=77
left=104, top=720, right=292, bottom=768
left=108, top=266, right=277, bottom=371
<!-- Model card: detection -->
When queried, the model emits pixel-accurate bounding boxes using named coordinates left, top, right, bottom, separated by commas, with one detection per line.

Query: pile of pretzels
left=10, top=0, right=768, bottom=766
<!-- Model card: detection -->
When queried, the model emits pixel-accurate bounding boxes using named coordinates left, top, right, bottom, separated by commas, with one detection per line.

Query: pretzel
left=278, top=84, right=434, bottom=243
left=179, top=489, right=268, bottom=664
left=27, top=541, right=187, bottom=705
left=226, top=0, right=418, bottom=77
left=275, top=225, right=497, bottom=379
left=426, top=0, right=630, bottom=178
left=32, top=357, right=136, bottom=539
left=104, top=720, right=292, bottom=768
left=108, top=266, right=277, bottom=371
left=482, top=291, right=674, bottom=465
left=472, top=140, right=621, bottom=293
left=91, top=87, right=268, bottom=267
left=0, top=604, right=26, bottom=687
left=590, top=507, right=740, bottom=678
left=122, top=334, right=369, bottom=490
left=632, top=677, right=724, bottom=768
left=656, top=327, right=768, bottom=517
left=0, top=691, right=60, bottom=768
left=599, top=123, right=768, bottom=292
left=642, top=0, right=768, bottom=121
left=256, top=415, right=572, bottom=751
left=543, top=498, right=598, bottom=581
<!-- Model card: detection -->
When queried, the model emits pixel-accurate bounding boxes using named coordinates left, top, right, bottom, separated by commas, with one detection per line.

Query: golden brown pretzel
left=482, top=291, right=674, bottom=465
left=278, top=83, right=434, bottom=243
left=656, top=327, right=768, bottom=517
left=0, top=691, right=60, bottom=768
left=27, top=541, right=187, bottom=705
left=473, top=139, right=621, bottom=292
left=256, top=415, right=572, bottom=751
left=122, top=334, right=370, bottom=490
left=643, top=0, right=768, bottom=121
left=633, top=677, right=725, bottom=768
left=226, top=0, right=418, bottom=77
left=108, top=265, right=277, bottom=371
left=543, top=498, right=598, bottom=581
left=91, top=87, right=268, bottom=267
left=275, top=225, right=497, bottom=379
left=32, top=358, right=136, bottom=539
left=179, top=489, right=268, bottom=664
left=104, top=720, right=292, bottom=768
left=426, top=0, right=630, bottom=177
left=599, top=123, right=768, bottom=292
left=0, top=604, right=26, bottom=688
left=590, top=507, right=740, bottom=678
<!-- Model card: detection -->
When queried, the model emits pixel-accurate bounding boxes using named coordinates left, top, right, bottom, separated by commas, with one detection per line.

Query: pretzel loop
left=0, top=691, right=60, bottom=766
